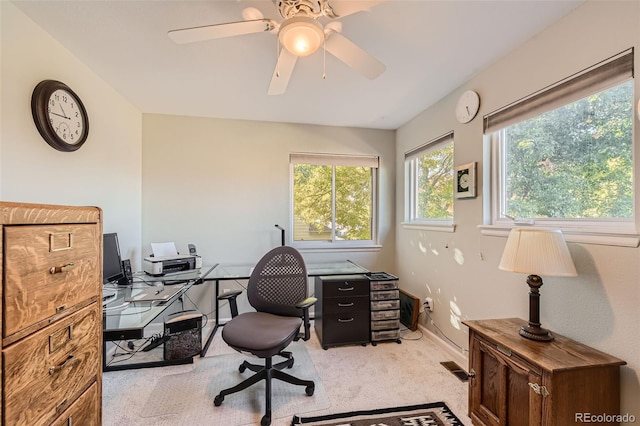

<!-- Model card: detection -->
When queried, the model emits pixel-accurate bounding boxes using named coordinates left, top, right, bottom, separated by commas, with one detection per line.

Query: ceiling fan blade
left=324, top=0, right=387, bottom=18
left=268, top=48, right=298, bottom=95
left=324, top=32, right=386, bottom=79
left=168, top=19, right=275, bottom=44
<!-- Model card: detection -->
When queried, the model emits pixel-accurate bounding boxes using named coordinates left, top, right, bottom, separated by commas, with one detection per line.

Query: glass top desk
left=102, top=266, right=214, bottom=371
left=203, top=260, right=369, bottom=355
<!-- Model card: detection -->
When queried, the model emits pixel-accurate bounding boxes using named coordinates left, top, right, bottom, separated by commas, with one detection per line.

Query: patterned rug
left=291, top=402, right=465, bottom=425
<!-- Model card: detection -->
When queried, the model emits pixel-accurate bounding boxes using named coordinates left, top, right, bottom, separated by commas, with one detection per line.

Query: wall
left=396, top=0, right=639, bottom=414
left=141, top=114, right=396, bottom=317
left=0, top=2, right=143, bottom=263
left=141, top=113, right=396, bottom=270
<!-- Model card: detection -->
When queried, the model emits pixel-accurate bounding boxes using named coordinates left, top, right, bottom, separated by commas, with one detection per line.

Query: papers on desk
left=151, top=242, right=178, bottom=257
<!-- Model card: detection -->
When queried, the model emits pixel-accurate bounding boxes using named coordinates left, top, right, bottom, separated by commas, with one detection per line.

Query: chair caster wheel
left=261, top=414, right=271, bottom=426
left=239, top=364, right=246, bottom=373
left=213, top=395, right=224, bottom=406
left=287, top=358, right=294, bottom=369
left=305, top=385, right=315, bottom=396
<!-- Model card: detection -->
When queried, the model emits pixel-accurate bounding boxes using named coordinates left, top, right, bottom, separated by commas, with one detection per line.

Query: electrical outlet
left=425, top=297, right=433, bottom=312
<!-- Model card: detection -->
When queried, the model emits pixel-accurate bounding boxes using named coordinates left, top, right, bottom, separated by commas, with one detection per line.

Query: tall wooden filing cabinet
left=464, top=318, right=625, bottom=426
left=314, top=275, right=369, bottom=350
left=1, top=202, right=103, bottom=426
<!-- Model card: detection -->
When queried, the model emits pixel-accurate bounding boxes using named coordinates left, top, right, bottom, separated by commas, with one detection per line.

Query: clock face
left=31, top=80, right=89, bottom=152
left=47, top=89, right=86, bottom=146
left=455, top=90, right=480, bottom=124
left=457, top=170, right=470, bottom=192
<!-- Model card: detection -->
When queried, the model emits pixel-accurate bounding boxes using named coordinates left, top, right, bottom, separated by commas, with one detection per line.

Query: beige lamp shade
left=499, top=228, right=577, bottom=277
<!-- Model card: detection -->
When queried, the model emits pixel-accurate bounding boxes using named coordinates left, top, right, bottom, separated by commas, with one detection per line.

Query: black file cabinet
left=314, top=275, right=370, bottom=350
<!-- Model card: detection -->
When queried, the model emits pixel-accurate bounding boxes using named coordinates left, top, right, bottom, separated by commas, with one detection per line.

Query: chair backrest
left=247, top=246, right=308, bottom=317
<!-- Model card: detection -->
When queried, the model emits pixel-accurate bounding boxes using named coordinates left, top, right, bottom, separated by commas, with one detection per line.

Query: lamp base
left=520, top=324, right=554, bottom=342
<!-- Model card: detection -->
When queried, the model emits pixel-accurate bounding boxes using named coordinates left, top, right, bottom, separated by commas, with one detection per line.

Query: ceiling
left=13, top=0, right=582, bottom=130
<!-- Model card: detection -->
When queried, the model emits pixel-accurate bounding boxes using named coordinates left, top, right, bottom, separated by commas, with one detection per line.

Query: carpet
left=291, top=402, right=465, bottom=426
left=133, top=342, right=329, bottom=426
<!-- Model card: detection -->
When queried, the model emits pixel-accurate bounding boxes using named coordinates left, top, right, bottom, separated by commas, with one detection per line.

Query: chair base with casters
left=213, top=312, right=314, bottom=426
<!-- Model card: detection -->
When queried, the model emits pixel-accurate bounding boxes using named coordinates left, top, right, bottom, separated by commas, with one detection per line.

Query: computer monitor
left=103, top=232, right=126, bottom=286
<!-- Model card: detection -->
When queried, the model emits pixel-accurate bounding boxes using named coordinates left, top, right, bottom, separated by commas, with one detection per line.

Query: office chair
left=213, top=246, right=316, bottom=426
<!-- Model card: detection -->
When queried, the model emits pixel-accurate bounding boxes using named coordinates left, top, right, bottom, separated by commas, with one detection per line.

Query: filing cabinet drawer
left=4, top=224, right=100, bottom=337
left=52, top=382, right=100, bottom=426
left=322, top=277, right=369, bottom=298
left=322, top=310, right=370, bottom=345
left=323, top=295, right=369, bottom=314
left=4, top=303, right=100, bottom=426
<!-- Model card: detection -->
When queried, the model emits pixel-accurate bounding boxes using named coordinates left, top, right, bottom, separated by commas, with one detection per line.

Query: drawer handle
left=337, top=302, right=354, bottom=307
left=338, top=287, right=354, bottom=291
left=49, top=263, right=76, bottom=274
left=49, top=354, right=75, bottom=375
left=496, top=344, right=512, bottom=357
left=528, top=382, right=550, bottom=397
left=338, top=318, right=354, bottom=323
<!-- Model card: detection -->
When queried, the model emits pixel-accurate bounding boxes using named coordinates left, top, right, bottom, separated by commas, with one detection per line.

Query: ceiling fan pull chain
left=276, top=38, right=281, bottom=78
left=322, top=38, right=326, bottom=80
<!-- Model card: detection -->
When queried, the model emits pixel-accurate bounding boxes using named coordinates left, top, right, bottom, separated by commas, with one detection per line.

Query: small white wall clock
left=455, top=162, right=477, bottom=199
left=455, top=90, right=480, bottom=124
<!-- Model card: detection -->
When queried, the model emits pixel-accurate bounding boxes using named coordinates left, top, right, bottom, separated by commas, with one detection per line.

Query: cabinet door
left=470, top=336, right=542, bottom=426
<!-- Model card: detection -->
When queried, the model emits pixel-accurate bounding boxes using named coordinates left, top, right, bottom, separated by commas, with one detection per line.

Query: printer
left=143, top=254, right=202, bottom=276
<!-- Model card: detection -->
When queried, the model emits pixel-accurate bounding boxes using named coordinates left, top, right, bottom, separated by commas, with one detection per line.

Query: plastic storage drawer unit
left=367, top=272, right=401, bottom=345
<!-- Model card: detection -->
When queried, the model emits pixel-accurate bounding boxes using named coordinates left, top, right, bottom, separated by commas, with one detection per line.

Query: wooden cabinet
left=0, top=202, right=102, bottom=426
left=464, top=318, right=626, bottom=426
left=314, top=275, right=370, bottom=349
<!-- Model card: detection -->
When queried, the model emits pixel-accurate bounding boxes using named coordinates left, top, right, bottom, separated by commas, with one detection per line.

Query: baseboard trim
left=418, top=323, right=469, bottom=369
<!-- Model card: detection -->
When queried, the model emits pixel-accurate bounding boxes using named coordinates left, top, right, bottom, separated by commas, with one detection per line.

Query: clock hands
left=49, top=111, right=71, bottom=120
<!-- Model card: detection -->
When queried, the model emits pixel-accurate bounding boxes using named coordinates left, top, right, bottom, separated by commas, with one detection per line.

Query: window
left=484, top=49, right=635, bottom=242
left=290, top=153, right=378, bottom=247
left=404, top=132, right=454, bottom=227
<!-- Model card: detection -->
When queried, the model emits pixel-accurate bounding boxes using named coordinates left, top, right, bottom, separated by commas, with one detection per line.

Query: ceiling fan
left=168, top=0, right=387, bottom=95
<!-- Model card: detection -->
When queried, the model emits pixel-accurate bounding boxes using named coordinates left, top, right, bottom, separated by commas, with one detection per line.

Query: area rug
left=130, top=342, right=329, bottom=426
left=291, top=402, right=465, bottom=425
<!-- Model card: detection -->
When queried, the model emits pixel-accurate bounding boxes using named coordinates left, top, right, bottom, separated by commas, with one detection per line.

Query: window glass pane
left=335, top=166, right=372, bottom=240
left=293, top=164, right=332, bottom=241
left=501, top=80, right=633, bottom=219
left=415, top=142, right=454, bottom=220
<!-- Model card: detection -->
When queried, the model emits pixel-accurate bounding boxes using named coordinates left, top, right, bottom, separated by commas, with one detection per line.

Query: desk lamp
left=499, top=228, right=577, bottom=342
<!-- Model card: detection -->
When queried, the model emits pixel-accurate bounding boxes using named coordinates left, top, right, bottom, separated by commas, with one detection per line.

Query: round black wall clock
left=31, top=80, right=89, bottom=152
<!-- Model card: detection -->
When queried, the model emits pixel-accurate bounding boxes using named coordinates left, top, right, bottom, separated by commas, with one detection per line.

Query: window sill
left=478, top=224, right=640, bottom=247
left=294, top=244, right=382, bottom=253
left=401, top=222, right=456, bottom=233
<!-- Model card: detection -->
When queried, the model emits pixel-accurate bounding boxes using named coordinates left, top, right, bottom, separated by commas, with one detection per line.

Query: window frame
left=289, top=153, right=380, bottom=250
left=402, top=132, right=456, bottom=232
left=481, top=49, right=639, bottom=247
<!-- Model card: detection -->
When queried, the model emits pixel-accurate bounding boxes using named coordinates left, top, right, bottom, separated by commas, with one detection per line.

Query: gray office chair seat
left=221, top=312, right=302, bottom=358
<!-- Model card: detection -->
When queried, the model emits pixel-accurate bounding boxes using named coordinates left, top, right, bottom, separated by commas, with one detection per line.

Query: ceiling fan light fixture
left=278, top=16, right=324, bottom=57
